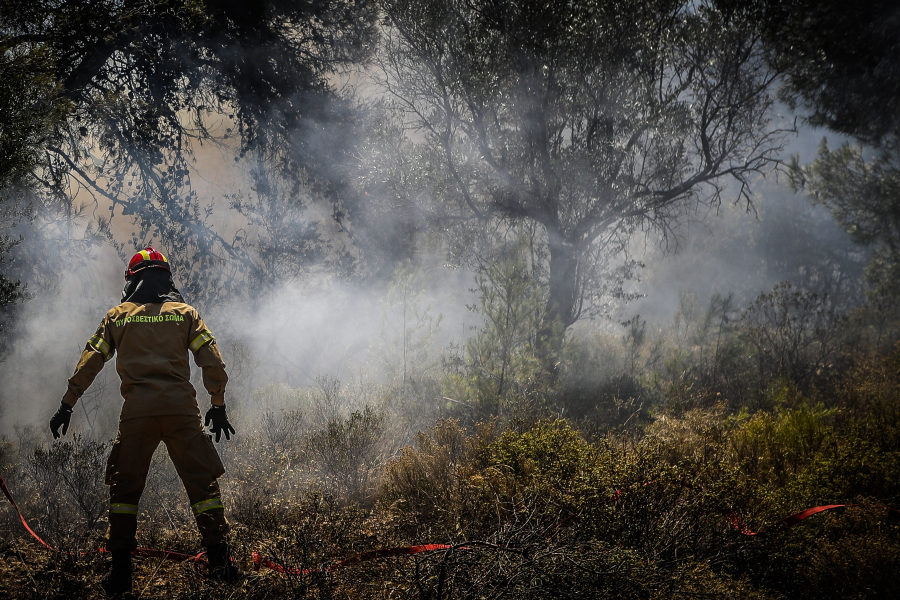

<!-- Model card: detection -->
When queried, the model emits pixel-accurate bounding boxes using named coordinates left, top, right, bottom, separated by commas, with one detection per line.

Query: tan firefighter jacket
left=62, top=302, right=228, bottom=420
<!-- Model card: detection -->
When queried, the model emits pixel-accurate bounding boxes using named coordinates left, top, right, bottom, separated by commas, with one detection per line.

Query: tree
left=1, top=0, right=378, bottom=305
left=793, top=141, right=900, bottom=301
left=0, top=48, right=62, bottom=186
left=754, top=0, right=900, bottom=147
left=443, top=240, right=548, bottom=417
left=0, top=46, right=69, bottom=357
left=375, top=0, right=789, bottom=370
left=757, top=0, right=900, bottom=302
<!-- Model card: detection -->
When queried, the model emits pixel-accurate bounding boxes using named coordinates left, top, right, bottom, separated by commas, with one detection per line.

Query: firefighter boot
left=101, top=549, right=132, bottom=596
left=207, top=542, right=248, bottom=583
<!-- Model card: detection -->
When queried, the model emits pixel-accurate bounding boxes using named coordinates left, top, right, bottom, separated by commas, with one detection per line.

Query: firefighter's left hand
left=205, top=404, right=235, bottom=442
left=49, top=401, right=74, bottom=439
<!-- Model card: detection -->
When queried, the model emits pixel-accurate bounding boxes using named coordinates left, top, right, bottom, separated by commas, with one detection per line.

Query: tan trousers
left=105, top=414, right=230, bottom=551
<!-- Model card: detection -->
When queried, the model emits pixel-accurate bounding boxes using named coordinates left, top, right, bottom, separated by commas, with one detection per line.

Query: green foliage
left=634, top=284, right=850, bottom=410
left=792, top=141, right=900, bottom=303
left=380, top=417, right=773, bottom=597
left=756, top=0, right=900, bottom=146
left=0, top=47, right=65, bottom=187
left=482, top=420, right=595, bottom=505
left=0, top=219, right=29, bottom=357
left=442, top=244, right=551, bottom=418
left=764, top=0, right=900, bottom=310
left=729, top=400, right=837, bottom=486
left=0, top=46, right=68, bottom=353
left=798, top=513, right=900, bottom=600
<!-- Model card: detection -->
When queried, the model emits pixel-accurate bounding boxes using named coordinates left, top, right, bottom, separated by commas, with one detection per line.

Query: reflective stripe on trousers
left=192, top=497, right=224, bottom=515
left=110, top=503, right=139, bottom=515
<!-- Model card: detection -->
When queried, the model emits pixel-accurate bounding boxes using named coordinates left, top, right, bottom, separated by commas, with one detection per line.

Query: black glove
left=49, top=401, right=74, bottom=439
left=205, top=404, right=235, bottom=442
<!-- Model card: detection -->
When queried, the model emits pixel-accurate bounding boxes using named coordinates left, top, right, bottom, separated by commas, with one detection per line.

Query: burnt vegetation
left=2, top=1, right=900, bottom=599
left=3, top=287, right=900, bottom=599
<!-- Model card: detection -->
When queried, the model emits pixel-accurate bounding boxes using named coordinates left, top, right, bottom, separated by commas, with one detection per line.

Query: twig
left=441, top=397, right=475, bottom=413
left=151, top=487, right=179, bottom=532
left=13, top=547, right=40, bottom=597
left=138, top=554, right=167, bottom=598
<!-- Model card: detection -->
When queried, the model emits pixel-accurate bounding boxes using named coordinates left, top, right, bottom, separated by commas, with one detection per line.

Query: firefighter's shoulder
left=162, top=301, right=201, bottom=319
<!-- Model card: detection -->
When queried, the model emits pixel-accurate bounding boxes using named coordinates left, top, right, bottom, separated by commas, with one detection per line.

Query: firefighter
left=48, top=247, right=245, bottom=596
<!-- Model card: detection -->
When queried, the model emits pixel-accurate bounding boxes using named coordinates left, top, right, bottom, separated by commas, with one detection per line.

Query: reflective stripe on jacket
left=63, top=302, right=228, bottom=420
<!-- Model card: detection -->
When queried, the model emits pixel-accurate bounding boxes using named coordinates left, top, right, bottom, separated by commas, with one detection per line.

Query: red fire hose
left=2, top=471, right=897, bottom=575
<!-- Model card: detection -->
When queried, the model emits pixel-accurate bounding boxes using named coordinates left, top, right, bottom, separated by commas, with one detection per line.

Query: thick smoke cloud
left=0, top=217, right=475, bottom=438
left=0, top=175, right=860, bottom=439
left=0, top=242, right=123, bottom=436
left=211, top=274, right=472, bottom=391
left=0, top=64, right=866, bottom=441
left=620, top=126, right=864, bottom=325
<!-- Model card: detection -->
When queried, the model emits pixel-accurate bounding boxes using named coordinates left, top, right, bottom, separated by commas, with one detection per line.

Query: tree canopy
left=1, top=0, right=378, bottom=305
left=375, top=0, right=789, bottom=367
left=764, top=0, right=900, bottom=303
left=756, top=0, right=900, bottom=146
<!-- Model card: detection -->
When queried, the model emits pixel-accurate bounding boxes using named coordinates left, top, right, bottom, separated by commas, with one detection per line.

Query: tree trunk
left=537, top=239, right=579, bottom=379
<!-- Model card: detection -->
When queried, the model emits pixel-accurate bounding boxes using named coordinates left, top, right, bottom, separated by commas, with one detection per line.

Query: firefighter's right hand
left=49, top=401, right=74, bottom=439
left=205, top=404, right=235, bottom=442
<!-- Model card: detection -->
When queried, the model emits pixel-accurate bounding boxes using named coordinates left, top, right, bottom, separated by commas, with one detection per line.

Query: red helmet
left=125, top=247, right=171, bottom=278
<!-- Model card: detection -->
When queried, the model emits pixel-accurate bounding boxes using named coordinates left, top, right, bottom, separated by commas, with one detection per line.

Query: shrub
left=441, top=243, right=552, bottom=422
left=741, top=282, right=844, bottom=388
left=306, top=405, right=385, bottom=504
left=26, top=436, right=109, bottom=536
left=378, top=419, right=471, bottom=534
left=729, top=402, right=837, bottom=487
